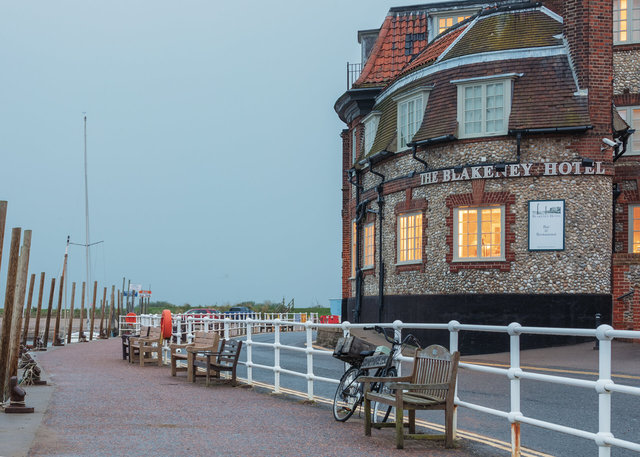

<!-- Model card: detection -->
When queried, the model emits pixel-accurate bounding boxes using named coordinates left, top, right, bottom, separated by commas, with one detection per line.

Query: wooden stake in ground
left=78, top=282, right=86, bottom=342
left=9, top=230, right=31, bottom=380
left=32, top=272, right=45, bottom=347
left=67, top=282, right=76, bottom=344
left=53, top=274, right=65, bottom=346
left=99, top=287, right=107, bottom=337
left=0, top=201, right=7, bottom=279
left=21, top=273, right=36, bottom=346
left=89, top=281, right=97, bottom=340
left=42, top=278, right=56, bottom=347
left=116, top=289, right=122, bottom=334
left=0, top=227, right=21, bottom=401
left=107, top=285, right=115, bottom=338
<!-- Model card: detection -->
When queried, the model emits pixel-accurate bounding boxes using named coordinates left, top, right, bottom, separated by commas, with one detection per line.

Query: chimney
left=564, top=0, right=613, bottom=158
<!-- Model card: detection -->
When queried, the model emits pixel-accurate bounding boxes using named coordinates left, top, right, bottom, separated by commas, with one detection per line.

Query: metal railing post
left=305, top=321, right=314, bottom=400
left=507, top=322, right=523, bottom=457
left=596, top=325, right=614, bottom=457
left=274, top=319, right=281, bottom=393
left=246, top=319, right=253, bottom=385
left=449, top=320, right=460, bottom=440
left=224, top=318, right=230, bottom=340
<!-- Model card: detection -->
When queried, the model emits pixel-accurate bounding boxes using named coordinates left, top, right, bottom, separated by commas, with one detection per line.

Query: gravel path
left=27, top=338, right=490, bottom=457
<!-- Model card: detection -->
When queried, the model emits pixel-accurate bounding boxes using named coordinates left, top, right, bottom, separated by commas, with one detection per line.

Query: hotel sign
left=420, top=161, right=605, bottom=186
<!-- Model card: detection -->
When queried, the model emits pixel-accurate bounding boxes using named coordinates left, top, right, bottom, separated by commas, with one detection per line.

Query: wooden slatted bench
left=128, top=326, right=163, bottom=366
left=170, top=331, right=220, bottom=381
left=191, top=339, right=243, bottom=387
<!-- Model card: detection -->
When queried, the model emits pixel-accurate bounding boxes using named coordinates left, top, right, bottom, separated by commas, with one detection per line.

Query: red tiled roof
left=353, top=12, right=428, bottom=88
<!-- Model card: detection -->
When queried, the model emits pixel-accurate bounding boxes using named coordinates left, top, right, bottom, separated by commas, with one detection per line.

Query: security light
left=602, top=138, right=617, bottom=147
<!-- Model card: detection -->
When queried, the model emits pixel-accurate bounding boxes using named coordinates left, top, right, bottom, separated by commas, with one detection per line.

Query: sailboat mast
left=83, top=115, right=91, bottom=312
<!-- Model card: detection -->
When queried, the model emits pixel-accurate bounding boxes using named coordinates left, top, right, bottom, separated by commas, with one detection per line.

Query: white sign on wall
left=528, top=200, right=565, bottom=251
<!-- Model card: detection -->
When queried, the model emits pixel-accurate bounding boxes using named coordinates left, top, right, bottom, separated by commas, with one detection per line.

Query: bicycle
left=332, top=326, right=421, bottom=422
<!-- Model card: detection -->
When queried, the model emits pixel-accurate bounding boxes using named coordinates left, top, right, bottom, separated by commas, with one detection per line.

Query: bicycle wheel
left=333, top=366, right=362, bottom=421
left=372, top=366, right=397, bottom=423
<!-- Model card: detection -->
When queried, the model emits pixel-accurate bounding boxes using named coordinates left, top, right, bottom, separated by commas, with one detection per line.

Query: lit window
left=363, top=223, right=375, bottom=268
left=393, top=87, right=431, bottom=151
left=363, top=111, right=381, bottom=155
left=438, top=14, right=471, bottom=34
left=630, top=205, right=640, bottom=253
left=351, top=221, right=357, bottom=277
left=454, top=206, right=504, bottom=261
left=614, top=0, right=640, bottom=43
left=397, top=213, right=422, bottom=263
left=453, top=76, right=514, bottom=139
left=617, top=106, right=640, bottom=154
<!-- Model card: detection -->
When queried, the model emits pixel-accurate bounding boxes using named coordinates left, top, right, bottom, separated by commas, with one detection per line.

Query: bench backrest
left=409, top=344, right=459, bottom=402
left=217, top=339, right=243, bottom=367
left=192, top=331, right=220, bottom=351
left=147, top=326, right=163, bottom=342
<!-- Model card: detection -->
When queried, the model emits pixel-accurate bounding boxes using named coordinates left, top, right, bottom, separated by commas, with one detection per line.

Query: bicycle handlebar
left=363, top=326, right=422, bottom=349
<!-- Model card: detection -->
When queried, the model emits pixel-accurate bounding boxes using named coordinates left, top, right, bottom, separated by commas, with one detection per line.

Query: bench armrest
left=170, top=342, right=194, bottom=351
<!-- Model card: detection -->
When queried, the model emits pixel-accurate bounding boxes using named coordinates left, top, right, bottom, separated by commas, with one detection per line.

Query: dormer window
left=614, top=0, right=640, bottom=44
left=393, top=87, right=432, bottom=151
left=363, top=111, right=381, bottom=155
left=428, top=10, right=474, bottom=40
left=452, top=74, right=518, bottom=139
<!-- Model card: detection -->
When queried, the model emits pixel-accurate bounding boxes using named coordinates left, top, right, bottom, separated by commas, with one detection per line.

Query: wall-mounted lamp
left=495, top=163, right=506, bottom=172
left=581, top=158, right=594, bottom=168
left=453, top=165, right=464, bottom=173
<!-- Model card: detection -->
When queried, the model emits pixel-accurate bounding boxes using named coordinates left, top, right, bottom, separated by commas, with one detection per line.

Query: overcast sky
left=0, top=0, right=416, bottom=309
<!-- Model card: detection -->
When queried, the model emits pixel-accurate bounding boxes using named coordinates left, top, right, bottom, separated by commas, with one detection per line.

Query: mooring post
left=32, top=273, right=45, bottom=347
left=53, top=270, right=65, bottom=345
left=89, top=281, right=97, bottom=340
left=78, top=282, right=86, bottom=341
left=116, top=289, right=122, bottom=334
left=9, top=230, right=31, bottom=380
left=107, top=285, right=115, bottom=337
left=21, top=274, right=36, bottom=346
left=0, top=227, right=21, bottom=401
left=67, top=282, right=76, bottom=344
left=42, top=278, right=56, bottom=348
left=99, top=287, right=107, bottom=337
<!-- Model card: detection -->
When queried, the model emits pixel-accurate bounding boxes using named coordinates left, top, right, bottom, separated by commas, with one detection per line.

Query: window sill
left=449, top=260, right=510, bottom=272
left=395, top=262, right=424, bottom=273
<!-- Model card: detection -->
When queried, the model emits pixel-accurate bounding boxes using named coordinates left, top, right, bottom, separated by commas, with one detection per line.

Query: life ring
left=160, top=309, right=173, bottom=339
left=125, top=312, right=137, bottom=324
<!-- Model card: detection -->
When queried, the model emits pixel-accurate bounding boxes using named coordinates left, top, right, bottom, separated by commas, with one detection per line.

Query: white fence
left=118, top=315, right=640, bottom=457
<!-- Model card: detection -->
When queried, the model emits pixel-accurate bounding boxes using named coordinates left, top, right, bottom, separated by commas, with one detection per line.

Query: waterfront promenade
left=2, top=339, right=490, bottom=457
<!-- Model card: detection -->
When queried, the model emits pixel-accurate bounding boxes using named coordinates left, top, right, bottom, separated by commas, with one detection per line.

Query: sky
left=0, top=0, right=419, bottom=309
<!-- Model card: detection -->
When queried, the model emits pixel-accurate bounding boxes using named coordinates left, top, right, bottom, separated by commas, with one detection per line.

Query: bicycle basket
left=333, top=336, right=377, bottom=364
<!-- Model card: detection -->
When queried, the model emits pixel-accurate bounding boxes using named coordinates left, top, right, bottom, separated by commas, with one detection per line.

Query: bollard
left=32, top=273, right=45, bottom=347
left=594, top=313, right=601, bottom=350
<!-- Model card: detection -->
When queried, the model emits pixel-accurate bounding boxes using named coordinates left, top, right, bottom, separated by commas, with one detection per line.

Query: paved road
left=233, top=331, right=640, bottom=457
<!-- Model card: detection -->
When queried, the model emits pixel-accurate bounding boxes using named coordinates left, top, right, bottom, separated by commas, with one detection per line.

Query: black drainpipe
left=369, top=160, right=386, bottom=323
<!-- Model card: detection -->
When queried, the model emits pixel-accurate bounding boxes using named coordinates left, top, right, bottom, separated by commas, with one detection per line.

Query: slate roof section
left=353, top=12, right=428, bottom=88
left=441, top=8, right=563, bottom=61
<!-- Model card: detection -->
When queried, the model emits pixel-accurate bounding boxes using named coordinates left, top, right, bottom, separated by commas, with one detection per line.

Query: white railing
left=116, top=314, right=640, bottom=456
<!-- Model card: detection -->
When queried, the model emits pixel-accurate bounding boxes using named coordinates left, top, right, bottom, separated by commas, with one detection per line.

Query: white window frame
left=453, top=74, right=517, bottom=139
left=629, top=205, right=640, bottom=253
left=614, top=0, right=640, bottom=44
left=363, top=222, right=375, bottom=269
left=393, top=87, right=432, bottom=152
left=453, top=205, right=505, bottom=262
left=428, top=10, right=475, bottom=40
left=397, top=212, right=423, bottom=265
left=351, top=221, right=357, bottom=278
left=363, top=111, right=381, bottom=155
left=617, top=106, right=640, bottom=155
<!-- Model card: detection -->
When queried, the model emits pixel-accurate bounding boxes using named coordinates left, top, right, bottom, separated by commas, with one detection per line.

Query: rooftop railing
left=347, top=62, right=362, bottom=89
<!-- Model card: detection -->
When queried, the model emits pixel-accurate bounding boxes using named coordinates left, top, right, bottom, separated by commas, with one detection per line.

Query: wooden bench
left=169, top=331, right=220, bottom=381
left=121, top=326, right=149, bottom=360
left=128, top=326, right=163, bottom=366
left=361, top=344, right=460, bottom=449
left=191, top=339, right=243, bottom=387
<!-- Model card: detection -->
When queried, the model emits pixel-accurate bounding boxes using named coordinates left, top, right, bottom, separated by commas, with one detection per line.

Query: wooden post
left=0, top=227, right=21, bottom=401
left=126, top=279, right=131, bottom=312
left=99, top=286, right=107, bottom=337
left=116, top=289, right=122, bottom=334
left=42, top=278, right=56, bottom=347
left=0, top=201, right=6, bottom=276
left=21, top=274, right=36, bottom=346
left=32, top=272, right=45, bottom=347
left=9, top=230, right=31, bottom=379
left=66, top=282, right=76, bottom=344
left=53, top=272, right=65, bottom=345
left=107, top=285, right=115, bottom=338
left=78, top=282, right=86, bottom=341
left=89, top=281, right=97, bottom=340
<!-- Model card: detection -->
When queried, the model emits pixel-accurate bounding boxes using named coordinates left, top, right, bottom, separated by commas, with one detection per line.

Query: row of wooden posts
left=0, top=200, right=147, bottom=403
